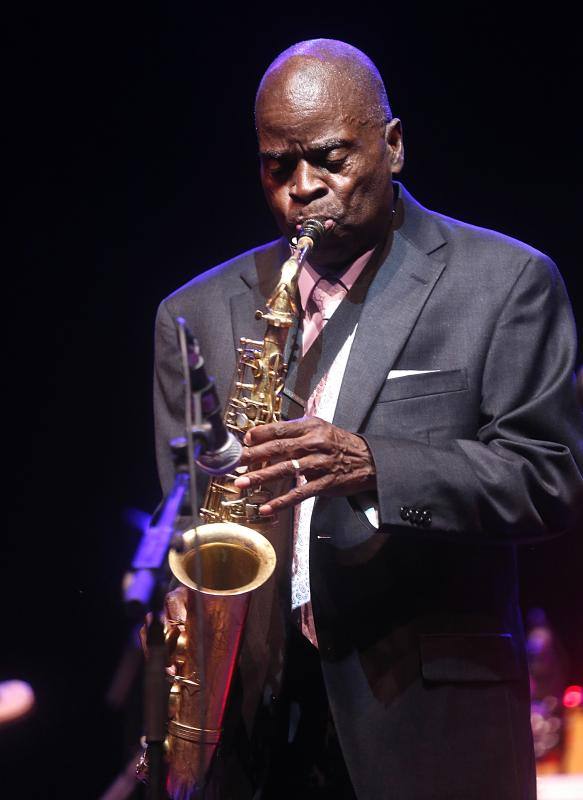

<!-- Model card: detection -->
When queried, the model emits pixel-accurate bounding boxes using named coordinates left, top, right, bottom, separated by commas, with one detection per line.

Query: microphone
left=178, top=318, right=242, bottom=475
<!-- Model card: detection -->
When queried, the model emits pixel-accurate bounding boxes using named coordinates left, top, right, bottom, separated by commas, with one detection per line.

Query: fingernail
left=234, top=477, right=250, bottom=488
left=243, top=433, right=251, bottom=445
left=259, top=505, right=272, bottom=516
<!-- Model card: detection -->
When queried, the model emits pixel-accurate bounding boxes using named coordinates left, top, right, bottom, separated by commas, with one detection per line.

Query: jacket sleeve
left=362, top=254, right=583, bottom=542
left=153, top=298, right=187, bottom=496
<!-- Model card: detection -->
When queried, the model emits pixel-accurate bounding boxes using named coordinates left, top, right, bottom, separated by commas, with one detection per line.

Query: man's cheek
left=266, top=193, right=290, bottom=224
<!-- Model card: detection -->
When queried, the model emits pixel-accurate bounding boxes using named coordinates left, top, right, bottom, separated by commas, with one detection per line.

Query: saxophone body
left=164, top=220, right=326, bottom=799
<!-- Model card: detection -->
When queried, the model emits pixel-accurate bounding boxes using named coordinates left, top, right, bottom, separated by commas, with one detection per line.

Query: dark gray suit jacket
left=154, top=184, right=583, bottom=799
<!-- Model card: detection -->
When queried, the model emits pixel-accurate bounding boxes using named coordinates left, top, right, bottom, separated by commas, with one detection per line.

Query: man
left=154, top=40, right=583, bottom=799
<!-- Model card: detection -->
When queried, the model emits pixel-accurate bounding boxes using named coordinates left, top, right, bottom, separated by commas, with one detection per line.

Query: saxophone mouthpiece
left=298, top=218, right=327, bottom=246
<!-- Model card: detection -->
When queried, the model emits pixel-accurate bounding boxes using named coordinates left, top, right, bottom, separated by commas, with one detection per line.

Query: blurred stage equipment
left=561, top=685, right=583, bottom=774
left=527, top=608, right=583, bottom=781
left=527, top=608, right=568, bottom=770
left=537, top=774, right=583, bottom=800
left=528, top=372, right=583, bottom=792
left=0, top=680, right=35, bottom=727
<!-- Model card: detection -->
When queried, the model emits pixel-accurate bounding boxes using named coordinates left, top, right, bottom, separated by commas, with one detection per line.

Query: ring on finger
left=290, top=458, right=302, bottom=478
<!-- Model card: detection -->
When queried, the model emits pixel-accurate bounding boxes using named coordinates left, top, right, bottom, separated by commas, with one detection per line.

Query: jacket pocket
left=378, top=368, right=468, bottom=402
left=419, top=633, right=521, bottom=683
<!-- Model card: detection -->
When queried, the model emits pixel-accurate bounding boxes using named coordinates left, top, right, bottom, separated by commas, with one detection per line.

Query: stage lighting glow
left=562, top=685, right=583, bottom=709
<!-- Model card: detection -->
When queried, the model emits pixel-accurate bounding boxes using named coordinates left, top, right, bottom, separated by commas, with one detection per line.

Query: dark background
left=3, top=5, right=581, bottom=798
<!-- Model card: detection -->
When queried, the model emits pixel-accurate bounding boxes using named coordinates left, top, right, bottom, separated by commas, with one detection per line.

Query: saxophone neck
left=260, top=219, right=327, bottom=327
left=262, top=255, right=300, bottom=324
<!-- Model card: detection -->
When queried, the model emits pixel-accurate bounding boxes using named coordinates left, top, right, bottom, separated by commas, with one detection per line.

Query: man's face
left=256, top=62, right=402, bottom=269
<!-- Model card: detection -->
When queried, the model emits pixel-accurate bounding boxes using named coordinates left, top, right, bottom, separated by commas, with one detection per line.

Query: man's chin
left=306, top=238, right=360, bottom=271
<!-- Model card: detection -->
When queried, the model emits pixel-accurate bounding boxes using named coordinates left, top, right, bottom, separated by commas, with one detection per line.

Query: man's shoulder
left=437, top=210, right=551, bottom=264
left=434, top=211, right=562, bottom=297
left=160, top=238, right=283, bottom=312
left=401, top=186, right=559, bottom=294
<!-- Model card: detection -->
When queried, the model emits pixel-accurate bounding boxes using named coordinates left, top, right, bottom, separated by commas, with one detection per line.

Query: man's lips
left=292, top=217, right=338, bottom=234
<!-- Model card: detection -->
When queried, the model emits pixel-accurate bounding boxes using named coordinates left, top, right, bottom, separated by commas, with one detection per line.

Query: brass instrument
left=164, top=219, right=326, bottom=799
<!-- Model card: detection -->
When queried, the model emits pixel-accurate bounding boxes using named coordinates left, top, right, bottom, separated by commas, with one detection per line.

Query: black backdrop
left=3, top=6, right=582, bottom=798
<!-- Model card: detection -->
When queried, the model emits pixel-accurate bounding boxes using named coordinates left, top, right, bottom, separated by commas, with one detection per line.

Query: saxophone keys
left=235, top=412, right=251, bottom=430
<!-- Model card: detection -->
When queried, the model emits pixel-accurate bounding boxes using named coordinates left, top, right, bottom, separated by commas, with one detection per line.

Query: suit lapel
left=229, top=282, right=267, bottom=352
left=333, top=195, right=447, bottom=431
left=228, top=237, right=289, bottom=354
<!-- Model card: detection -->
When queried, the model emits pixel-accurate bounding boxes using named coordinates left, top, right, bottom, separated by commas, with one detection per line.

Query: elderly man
left=154, top=40, right=583, bottom=799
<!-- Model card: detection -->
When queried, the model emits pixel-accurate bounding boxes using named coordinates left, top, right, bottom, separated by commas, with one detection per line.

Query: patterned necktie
left=302, top=276, right=349, bottom=357
left=292, top=275, right=349, bottom=647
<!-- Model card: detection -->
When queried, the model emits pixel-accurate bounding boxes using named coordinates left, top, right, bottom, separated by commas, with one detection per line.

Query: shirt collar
left=298, top=247, right=375, bottom=312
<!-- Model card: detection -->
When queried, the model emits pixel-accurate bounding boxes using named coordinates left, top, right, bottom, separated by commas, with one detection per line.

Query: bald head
left=256, top=40, right=391, bottom=129
left=255, top=39, right=403, bottom=268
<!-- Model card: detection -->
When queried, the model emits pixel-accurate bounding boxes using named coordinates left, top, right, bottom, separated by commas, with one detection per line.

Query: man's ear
left=385, top=118, right=404, bottom=174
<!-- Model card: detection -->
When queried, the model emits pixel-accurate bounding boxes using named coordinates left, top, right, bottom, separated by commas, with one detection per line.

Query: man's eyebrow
left=308, top=138, right=351, bottom=153
left=259, top=148, right=289, bottom=160
left=259, top=138, right=352, bottom=160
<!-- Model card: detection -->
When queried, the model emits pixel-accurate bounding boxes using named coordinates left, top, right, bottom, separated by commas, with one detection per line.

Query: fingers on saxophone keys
left=239, top=435, right=313, bottom=469
left=243, top=419, right=308, bottom=446
left=258, top=477, right=326, bottom=515
left=234, top=458, right=296, bottom=489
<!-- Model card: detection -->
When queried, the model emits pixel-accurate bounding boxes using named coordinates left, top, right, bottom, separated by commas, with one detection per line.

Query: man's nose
left=289, top=160, right=327, bottom=204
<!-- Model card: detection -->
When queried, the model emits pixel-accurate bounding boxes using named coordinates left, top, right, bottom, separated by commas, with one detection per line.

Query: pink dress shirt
left=292, top=248, right=375, bottom=647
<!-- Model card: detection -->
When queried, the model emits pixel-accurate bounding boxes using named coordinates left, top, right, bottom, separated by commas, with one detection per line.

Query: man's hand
left=233, top=416, right=376, bottom=515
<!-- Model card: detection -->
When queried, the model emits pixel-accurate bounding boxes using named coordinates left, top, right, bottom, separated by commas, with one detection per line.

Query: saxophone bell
left=165, top=523, right=276, bottom=798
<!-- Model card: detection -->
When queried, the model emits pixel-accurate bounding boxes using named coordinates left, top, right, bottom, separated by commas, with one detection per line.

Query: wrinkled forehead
left=256, top=57, right=373, bottom=132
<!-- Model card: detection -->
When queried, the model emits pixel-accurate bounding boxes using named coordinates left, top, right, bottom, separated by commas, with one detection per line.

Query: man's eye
left=324, top=157, right=346, bottom=172
left=265, top=159, right=292, bottom=176
left=321, top=151, right=348, bottom=171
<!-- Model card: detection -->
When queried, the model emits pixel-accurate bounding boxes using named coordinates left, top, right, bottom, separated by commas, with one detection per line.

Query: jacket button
left=421, top=509, right=432, bottom=527
left=400, top=505, right=410, bottom=521
left=412, top=508, right=423, bottom=524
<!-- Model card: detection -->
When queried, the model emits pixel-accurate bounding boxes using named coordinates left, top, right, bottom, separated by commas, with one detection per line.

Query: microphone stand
left=140, top=468, right=188, bottom=800
left=122, top=443, right=191, bottom=800
left=132, top=319, right=216, bottom=800
left=120, top=318, right=229, bottom=800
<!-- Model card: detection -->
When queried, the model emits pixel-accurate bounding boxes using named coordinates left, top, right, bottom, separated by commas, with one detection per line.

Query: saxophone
left=164, top=219, right=326, bottom=799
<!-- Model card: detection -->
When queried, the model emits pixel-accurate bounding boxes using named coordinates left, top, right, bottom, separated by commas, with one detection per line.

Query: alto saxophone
left=164, top=219, right=326, bottom=799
